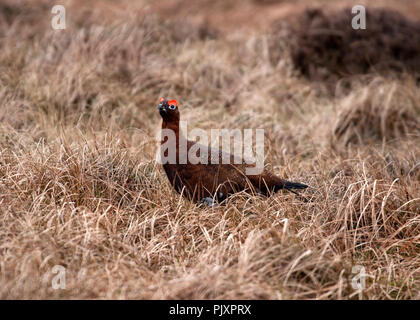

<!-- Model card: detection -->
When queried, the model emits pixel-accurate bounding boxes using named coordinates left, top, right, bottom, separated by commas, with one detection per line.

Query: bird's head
left=158, top=98, right=180, bottom=123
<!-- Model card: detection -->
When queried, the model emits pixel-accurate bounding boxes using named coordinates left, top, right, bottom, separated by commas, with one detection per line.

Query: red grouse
left=158, top=98, right=307, bottom=206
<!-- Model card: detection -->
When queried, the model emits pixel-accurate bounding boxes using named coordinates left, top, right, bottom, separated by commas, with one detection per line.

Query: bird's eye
left=168, top=104, right=176, bottom=110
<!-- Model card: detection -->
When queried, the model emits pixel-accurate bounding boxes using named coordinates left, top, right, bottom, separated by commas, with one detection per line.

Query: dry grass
left=273, top=7, right=420, bottom=83
left=333, top=78, right=420, bottom=145
left=0, top=0, right=419, bottom=299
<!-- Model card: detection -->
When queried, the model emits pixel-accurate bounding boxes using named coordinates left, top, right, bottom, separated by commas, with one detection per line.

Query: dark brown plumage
left=158, top=98, right=307, bottom=205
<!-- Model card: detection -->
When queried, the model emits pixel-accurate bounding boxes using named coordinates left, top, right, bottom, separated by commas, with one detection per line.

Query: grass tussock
left=280, top=7, right=420, bottom=82
left=0, top=0, right=419, bottom=299
left=333, top=78, right=420, bottom=145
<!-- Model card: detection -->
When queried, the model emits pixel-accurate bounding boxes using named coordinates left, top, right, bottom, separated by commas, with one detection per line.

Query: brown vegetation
left=333, top=78, right=420, bottom=145
left=281, top=7, right=420, bottom=82
left=0, top=0, right=419, bottom=299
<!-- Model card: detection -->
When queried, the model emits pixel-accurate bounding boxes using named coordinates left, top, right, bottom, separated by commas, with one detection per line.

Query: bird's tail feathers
left=284, top=181, right=308, bottom=190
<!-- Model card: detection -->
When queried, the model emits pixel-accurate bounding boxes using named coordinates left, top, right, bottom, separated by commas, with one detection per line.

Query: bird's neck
left=161, top=120, right=186, bottom=145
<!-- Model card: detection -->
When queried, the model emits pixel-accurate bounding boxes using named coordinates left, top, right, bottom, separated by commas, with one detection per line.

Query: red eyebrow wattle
left=168, top=99, right=178, bottom=106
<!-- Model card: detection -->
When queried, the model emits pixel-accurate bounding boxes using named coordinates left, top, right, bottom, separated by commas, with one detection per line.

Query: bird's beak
left=158, top=104, right=167, bottom=115
left=158, top=104, right=165, bottom=111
